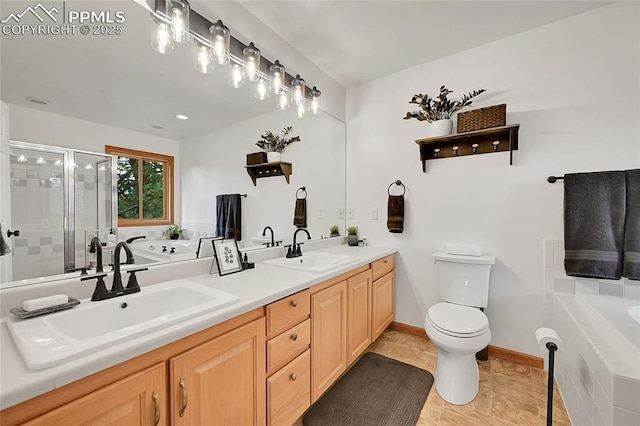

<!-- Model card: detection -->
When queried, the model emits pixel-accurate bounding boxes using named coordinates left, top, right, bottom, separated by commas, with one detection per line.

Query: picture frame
left=196, top=236, right=219, bottom=259
left=212, top=238, right=243, bottom=276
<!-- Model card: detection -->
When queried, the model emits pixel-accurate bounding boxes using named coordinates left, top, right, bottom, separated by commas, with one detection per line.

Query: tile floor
left=299, top=329, right=572, bottom=426
left=368, top=330, right=572, bottom=426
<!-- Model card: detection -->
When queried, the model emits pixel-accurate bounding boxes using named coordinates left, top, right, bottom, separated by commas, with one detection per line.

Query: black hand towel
left=564, top=171, right=626, bottom=279
left=387, top=195, right=404, bottom=233
left=294, top=198, right=307, bottom=228
left=215, top=194, right=242, bottom=240
left=623, top=169, right=640, bottom=280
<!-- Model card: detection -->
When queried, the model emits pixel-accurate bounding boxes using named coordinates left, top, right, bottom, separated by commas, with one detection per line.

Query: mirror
left=0, top=0, right=346, bottom=287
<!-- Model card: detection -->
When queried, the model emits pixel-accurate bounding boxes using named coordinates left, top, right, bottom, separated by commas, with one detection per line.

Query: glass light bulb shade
left=193, top=42, right=213, bottom=73
left=229, top=64, right=245, bottom=88
left=291, top=74, right=305, bottom=105
left=296, top=102, right=306, bottom=118
left=255, top=78, right=269, bottom=100
left=277, top=91, right=290, bottom=110
left=167, top=0, right=190, bottom=43
left=209, top=20, right=230, bottom=65
left=150, top=14, right=174, bottom=54
left=269, top=60, right=285, bottom=94
left=309, top=86, right=322, bottom=114
left=243, top=42, right=261, bottom=81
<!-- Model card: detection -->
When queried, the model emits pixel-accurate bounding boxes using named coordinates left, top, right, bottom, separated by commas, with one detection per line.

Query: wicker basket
left=457, top=104, right=506, bottom=133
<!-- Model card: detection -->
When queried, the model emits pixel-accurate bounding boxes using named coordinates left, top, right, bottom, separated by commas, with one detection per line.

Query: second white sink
left=264, top=251, right=361, bottom=273
left=6, top=280, right=238, bottom=370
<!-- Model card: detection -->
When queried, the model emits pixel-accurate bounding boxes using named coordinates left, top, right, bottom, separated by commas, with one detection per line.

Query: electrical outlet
left=347, top=208, right=354, bottom=220
left=338, top=209, right=344, bottom=219
left=370, top=208, right=378, bottom=220
left=317, top=209, right=324, bottom=219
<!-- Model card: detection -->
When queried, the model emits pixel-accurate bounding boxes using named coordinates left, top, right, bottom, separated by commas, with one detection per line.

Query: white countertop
left=0, top=245, right=396, bottom=410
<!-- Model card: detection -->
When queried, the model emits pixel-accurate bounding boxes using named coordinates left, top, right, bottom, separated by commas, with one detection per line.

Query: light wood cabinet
left=311, top=280, right=347, bottom=402
left=346, top=270, right=372, bottom=366
left=372, top=270, right=396, bottom=341
left=169, top=318, right=265, bottom=426
left=24, top=363, right=167, bottom=426
left=267, top=349, right=310, bottom=426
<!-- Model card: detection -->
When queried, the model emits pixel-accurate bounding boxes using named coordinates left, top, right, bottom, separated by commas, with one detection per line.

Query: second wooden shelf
left=245, top=162, right=292, bottom=186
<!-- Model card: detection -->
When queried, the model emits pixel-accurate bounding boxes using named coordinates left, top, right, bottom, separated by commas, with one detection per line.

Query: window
left=105, top=146, right=174, bottom=226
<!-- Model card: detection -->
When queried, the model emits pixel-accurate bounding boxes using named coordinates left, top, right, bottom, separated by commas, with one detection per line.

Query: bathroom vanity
left=0, top=246, right=396, bottom=426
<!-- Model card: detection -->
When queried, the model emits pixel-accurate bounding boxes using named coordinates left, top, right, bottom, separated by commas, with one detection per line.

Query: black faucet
left=88, top=236, right=104, bottom=273
left=125, top=235, right=146, bottom=244
left=287, top=228, right=311, bottom=258
left=262, top=226, right=275, bottom=247
left=81, top=241, right=147, bottom=301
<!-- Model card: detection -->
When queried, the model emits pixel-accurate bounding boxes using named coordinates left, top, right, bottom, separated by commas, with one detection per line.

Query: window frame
left=105, top=145, right=174, bottom=227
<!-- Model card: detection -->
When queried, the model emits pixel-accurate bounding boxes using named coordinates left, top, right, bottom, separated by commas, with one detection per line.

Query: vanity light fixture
left=36, top=157, right=46, bottom=165
left=193, top=40, right=213, bottom=73
left=175, top=114, right=189, bottom=120
left=277, top=91, right=290, bottom=110
left=255, top=78, right=269, bottom=100
left=296, top=102, right=306, bottom=118
left=167, top=0, right=190, bottom=43
left=150, top=13, right=174, bottom=54
left=54, top=160, right=62, bottom=166
left=309, top=86, right=321, bottom=114
left=17, top=154, right=27, bottom=163
left=242, top=42, right=261, bottom=81
left=229, top=63, right=245, bottom=88
left=85, top=164, right=94, bottom=170
left=209, top=20, right=230, bottom=65
left=291, top=74, right=305, bottom=105
left=269, top=60, right=285, bottom=94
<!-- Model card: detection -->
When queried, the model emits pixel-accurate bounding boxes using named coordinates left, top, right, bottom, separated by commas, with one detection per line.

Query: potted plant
left=403, top=85, right=486, bottom=136
left=255, top=126, right=301, bottom=162
left=347, top=226, right=359, bottom=247
left=164, top=224, right=183, bottom=240
left=329, top=225, right=340, bottom=237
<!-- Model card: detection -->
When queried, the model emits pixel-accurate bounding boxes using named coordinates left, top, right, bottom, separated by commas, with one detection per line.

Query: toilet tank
left=433, top=252, right=495, bottom=308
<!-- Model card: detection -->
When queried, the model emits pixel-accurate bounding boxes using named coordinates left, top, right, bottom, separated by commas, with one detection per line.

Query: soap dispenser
left=107, top=228, right=117, bottom=246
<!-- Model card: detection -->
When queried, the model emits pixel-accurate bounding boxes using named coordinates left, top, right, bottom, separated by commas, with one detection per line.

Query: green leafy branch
left=255, top=126, right=301, bottom=153
left=403, top=85, right=486, bottom=122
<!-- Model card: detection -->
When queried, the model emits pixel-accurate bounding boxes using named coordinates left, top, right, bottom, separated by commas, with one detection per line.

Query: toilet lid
left=427, top=302, right=488, bottom=338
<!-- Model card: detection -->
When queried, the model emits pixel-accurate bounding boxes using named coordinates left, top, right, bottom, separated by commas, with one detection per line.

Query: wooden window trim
left=105, top=145, right=174, bottom=227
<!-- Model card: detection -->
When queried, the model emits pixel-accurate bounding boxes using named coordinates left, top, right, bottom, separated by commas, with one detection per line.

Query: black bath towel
left=387, top=195, right=404, bottom=233
left=623, top=169, right=640, bottom=280
left=564, top=171, right=626, bottom=279
left=294, top=198, right=307, bottom=228
left=215, top=194, right=242, bottom=241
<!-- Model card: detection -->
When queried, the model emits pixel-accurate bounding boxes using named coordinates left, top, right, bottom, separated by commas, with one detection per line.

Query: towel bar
left=547, top=176, right=564, bottom=183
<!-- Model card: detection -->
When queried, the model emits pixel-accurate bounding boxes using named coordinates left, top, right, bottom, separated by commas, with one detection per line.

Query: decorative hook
left=472, top=143, right=479, bottom=153
left=433, top=148, right=441, bottom=158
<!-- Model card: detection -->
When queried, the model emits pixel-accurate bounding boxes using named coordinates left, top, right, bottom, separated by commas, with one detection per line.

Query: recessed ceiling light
left=175, top=114, right=189, bottom=120
left=25, top=96, right=50, bottom=105
left=151, top=124, right=164, bottom=129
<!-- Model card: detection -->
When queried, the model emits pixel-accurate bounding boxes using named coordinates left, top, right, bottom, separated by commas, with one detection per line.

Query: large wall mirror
left=0, top=0, right=346, bottom=287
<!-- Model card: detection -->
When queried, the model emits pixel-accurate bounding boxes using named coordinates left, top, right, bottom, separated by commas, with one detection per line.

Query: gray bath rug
left=303, top=352, right=434, bottom=426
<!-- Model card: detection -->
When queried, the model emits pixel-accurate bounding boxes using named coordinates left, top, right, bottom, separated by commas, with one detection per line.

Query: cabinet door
left=170, top=318, right=266, bottom=426
left=346, top=270, right=372, bottom=366
left=372, top=270, right=395, bottom=341
left=311, top=280, right=347, bottom=403
left=24, top=363, right=167, bottom=426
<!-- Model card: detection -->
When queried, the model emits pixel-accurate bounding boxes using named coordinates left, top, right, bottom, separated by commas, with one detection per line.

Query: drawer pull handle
left=152, top=390, right=160, bottom=426
left=383, top=260, right=388, bottom=263
left=291, top=300, right=298, bottom=307
left=179, top=377, right=188, bottom=417
left=291, top=333, right=298, bottom=341
left=290, top=373, right=297, bottom=381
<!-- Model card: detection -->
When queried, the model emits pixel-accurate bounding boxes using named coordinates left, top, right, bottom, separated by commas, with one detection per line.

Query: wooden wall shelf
left=245, top=162, right=292, bottom=186
left=415, top=124, right=520, bottom=172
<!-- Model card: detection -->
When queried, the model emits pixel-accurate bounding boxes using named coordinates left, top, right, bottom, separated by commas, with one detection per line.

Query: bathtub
left=554, top=293, right=640, bottom=425
left=130, top=240, right=198, bottom=263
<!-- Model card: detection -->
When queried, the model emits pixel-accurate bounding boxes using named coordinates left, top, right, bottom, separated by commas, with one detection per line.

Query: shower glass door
left=9, top=143, right=67, bottom=280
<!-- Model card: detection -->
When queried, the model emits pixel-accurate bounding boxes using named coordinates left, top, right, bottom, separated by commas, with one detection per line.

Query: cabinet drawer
left=267, top=319, right=310, bottom=376
left=266, top=289, right=310, bottom=339
left=371, top=255, right=394, bottom=281
left=267, top=350, right=311, bottom=426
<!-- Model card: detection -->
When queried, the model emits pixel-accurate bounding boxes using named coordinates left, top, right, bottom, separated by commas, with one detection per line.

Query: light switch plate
left=347, top=208, right=354, bottom=220
left=370, top=208, right=378, bottom=220
left=338, top=209, right=344, bottom=219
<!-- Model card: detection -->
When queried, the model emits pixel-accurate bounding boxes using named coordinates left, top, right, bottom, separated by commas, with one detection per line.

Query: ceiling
left=0, top=0, right=613, bottom=139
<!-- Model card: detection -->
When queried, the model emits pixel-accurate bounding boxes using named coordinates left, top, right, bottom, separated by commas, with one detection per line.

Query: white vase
left=431, top=119, right=453, bottom=137
left=266, top=152, right=281, bottom=163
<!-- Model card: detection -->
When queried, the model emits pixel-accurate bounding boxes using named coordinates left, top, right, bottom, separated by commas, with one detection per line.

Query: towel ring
left=388, top=180, right=406, bottom=196
left=296, top=186, right=307, bottom=199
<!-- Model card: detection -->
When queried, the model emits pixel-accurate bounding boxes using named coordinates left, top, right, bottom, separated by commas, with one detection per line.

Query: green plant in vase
left=330, top=225, right=340, bottom=237
left=164, top=224, right=183, bottom=240
left=255, top=126, right=301, bottom=163
left=347, top=226, right=359, bottom=246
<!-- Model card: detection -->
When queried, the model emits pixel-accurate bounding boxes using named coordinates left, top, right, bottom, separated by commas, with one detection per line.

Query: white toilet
left=424, top=251, right=495, bottom=405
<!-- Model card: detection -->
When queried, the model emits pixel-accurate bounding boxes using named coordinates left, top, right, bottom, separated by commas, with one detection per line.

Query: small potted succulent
left=329, top=225, right=340, bottom=237
left=347, top=226, right=359, bottom=247
left=403, top=85, right=486, bottom=136
left=164, top=224, right=183, bottom=240
left=255, top=126, right=301, bottom=163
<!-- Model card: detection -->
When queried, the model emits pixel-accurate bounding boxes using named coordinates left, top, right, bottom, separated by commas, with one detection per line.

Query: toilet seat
left=427, top=302, right=488, bottom=338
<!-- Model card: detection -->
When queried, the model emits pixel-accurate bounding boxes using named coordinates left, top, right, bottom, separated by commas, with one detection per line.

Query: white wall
left=181, top=108, right=345, bottom=247
left=345, top=2, right=640, bottom=355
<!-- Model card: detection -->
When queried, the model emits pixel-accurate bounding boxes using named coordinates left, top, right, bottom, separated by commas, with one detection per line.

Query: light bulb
left=36, top=157, right=46, bottom=165
left=291, top=74, right=305, bottom=105
left=309, top=86, right=321, bottom=114
left=229, top=64, right=245, bottom=88
left=269, top=60, right=285, bottom=95
left=256, top=78, right=269, bottom=100
left=277, top=91, right=289, bottom=110
left=167, top=0, right=190, bottom=43
left=194, top=44, right=212, bottom=73
left=242, top=42, right=261, bottom=81
left=172, top=9, right=184, bottom=41
left=209, top=20, right=230, bottom=65
left=151, top=13, right=174, bottom=54
left=17, top=154, right=27, bottom=163
left=297, top=102, right=305, bottom=118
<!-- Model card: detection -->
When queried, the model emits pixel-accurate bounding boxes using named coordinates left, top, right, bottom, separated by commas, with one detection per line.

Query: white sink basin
left=264, top=251, right=361, bottom=273
left=6, top=280, right=238, bottom=370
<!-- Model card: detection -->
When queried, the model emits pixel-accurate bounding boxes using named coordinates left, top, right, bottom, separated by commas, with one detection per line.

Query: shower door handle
left=7, top=229, right=20, bottom=238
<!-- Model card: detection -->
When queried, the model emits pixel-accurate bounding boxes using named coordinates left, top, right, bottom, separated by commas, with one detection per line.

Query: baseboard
left=388, top=321, right=543, bottom=369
